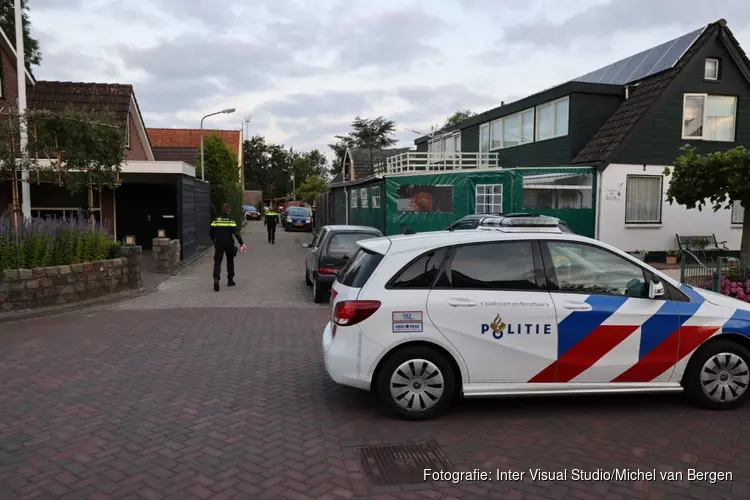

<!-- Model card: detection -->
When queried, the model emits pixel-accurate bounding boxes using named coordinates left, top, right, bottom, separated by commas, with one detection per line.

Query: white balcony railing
left=373, top=152, right=500, bottom=176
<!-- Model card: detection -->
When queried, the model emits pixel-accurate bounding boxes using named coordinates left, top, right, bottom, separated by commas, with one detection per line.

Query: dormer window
left=704, top=58, right=719, bottom=80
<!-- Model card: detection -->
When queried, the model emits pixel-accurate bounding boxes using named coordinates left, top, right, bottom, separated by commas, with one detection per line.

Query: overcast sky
left=29, top=0, right=750, bottom=161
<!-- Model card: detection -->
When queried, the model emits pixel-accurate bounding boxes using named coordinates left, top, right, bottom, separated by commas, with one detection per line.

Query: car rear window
left=327, top=232, right=380, bottom=259
left=337, top=248, right=383, bottom=288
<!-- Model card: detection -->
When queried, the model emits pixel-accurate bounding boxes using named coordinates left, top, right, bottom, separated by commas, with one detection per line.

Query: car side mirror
left=302, top=243, right=309, bottom=248
left=649, top=276, right=665, bottom=299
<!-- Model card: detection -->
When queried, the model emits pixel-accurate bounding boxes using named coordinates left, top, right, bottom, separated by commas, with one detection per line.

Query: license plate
left=296, top=222, right=303, bottom=226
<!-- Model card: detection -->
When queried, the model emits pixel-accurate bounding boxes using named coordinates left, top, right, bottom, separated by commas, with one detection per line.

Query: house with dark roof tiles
left=408, top=18, right=750, bottom=255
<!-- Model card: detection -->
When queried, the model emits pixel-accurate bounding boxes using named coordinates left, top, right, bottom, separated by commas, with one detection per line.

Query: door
left=426, top=240, right=558, bottom=383
left=306, top=228, right=327, bottom=278
left=535, top=240, right=681, bottom=384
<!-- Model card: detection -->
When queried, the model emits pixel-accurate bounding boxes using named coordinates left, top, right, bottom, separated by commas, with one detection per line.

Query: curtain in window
left=536, top=105, right=553, bottom=140
left=554, top=99, right=568, bottom=136
left=705, top=96, right=736, bottom=141
left=626, top=176, right=661, bottom=223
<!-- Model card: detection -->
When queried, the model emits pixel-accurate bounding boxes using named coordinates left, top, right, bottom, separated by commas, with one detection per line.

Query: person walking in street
left=264, top=204, right=279, bottom=244
left=210, top=203, right=246, bottom=292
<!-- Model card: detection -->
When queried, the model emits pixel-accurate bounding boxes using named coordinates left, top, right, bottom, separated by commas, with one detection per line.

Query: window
left=389, top=248, right=448, bottom=289
left=396, top=185, right=453, bottom=213
left=490, top=119, right=502, bottom=149
left=287, top=207, right=310, bottom=217
left=436, top=241, right=537, bottom=290
left=350, top=189, right=357, bottom=208
left=327, top=232, right=380, bottom=259
left=337, top=248, right=383, bottom=288
left=535, top=97, right=568, bottom=141
left=521, top=109, right=534, bottom=143
left=732, top=200, right=744, bottom=224
left=682, top=94, right=736, bottom=141
left=371, top=186, right=381, bottom=208
left=479, top=123, right=490, bottom=164
left=475, top=184, right=503, bottom=214
left=546, top=242, right=648, bottom=298
left=625, top=175, right=662, bottom=224
left=705, top=58, right=719, bottom=80
left=360, top=188, right=368, bottom=208
left=502, top=114, right=521, bottom=148
left=523, top=173, right=593, bottom=209
left=427, top=133, right=460, bottom=155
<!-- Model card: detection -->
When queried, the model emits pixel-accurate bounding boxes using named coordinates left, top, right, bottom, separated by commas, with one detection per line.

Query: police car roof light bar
left=479, top=216, right=560, bottom=227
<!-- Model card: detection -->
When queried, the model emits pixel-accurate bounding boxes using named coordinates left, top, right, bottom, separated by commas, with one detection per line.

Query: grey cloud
left=328, top=8, right=448, bottom=70
left=396, top=84, right=498, bottom=120
left=281, top=121, right=354, bottom=151
left=254, top=91, right=384, bottom=121
left=500, top=0, right=750, bottom=49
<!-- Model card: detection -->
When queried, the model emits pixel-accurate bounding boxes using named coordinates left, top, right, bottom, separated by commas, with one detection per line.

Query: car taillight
left=332, top=300, right=381, bottom=327
left=318, top=267, right=338, bottom=275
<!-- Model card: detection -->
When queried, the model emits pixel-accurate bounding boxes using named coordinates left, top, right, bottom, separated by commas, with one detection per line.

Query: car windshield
left=246, top=206, right=257, bottom=212
left=327, top=232, right=381, bottom=259
left=287, top=207, right=309, bottom=217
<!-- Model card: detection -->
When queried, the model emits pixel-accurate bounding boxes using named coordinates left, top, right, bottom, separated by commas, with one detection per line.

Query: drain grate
left=355, top=440, right=453, bottom=485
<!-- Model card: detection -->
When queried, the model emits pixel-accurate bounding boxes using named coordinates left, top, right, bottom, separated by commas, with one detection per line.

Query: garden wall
left=0, top=246, right=142, bottom=312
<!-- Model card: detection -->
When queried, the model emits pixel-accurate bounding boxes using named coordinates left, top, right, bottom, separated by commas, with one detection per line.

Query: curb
left=0, top=246, right=213, bottom=325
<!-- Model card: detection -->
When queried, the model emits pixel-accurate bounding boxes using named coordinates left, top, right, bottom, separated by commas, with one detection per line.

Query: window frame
left=488, top=107, right=535, bottom=151
left=624, top=174, right=663, bottom=225
left=479, top=123, right=490, bottom=160
left=704, top=58, right=720, bottom=81
left=360, top=188, right=368, bottom=208
left=681, top=93, right=737, bottom=141
left=310, top=227, right=327, bottom=249
left=432, top=240, right=547, bottom=292
left=535, top=96, right=569, bottom=142
left=385, top=247, right=451, bottom=290
left=474, top=183, right=503, bottom=214
left=539, top=239, right=689, bottom=302
left=371, top=186, right=381, bottom=208
left=731, top=200, right=744, bottom=225
left=350, top=188, right=358, bottom=209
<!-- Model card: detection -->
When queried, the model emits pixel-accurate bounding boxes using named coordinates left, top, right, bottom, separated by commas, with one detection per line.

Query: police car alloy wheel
left=376, top=346, right=455, bottom=420
left=683, top=339, right=750, bottom=410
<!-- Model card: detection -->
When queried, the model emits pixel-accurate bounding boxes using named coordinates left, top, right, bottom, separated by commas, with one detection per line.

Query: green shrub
left=0, top=211, right=116, bottom=271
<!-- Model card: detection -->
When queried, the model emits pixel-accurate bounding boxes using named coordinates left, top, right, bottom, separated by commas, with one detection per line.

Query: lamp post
left=200, top=108, right=236, bottom=181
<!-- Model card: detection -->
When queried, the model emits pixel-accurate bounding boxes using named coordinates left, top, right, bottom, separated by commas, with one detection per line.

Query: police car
left=322, top=215, right=750, bottom=419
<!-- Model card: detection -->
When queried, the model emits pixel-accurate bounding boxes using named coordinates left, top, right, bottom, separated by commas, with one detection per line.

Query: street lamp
left=200, top=108, right=236, bottom=181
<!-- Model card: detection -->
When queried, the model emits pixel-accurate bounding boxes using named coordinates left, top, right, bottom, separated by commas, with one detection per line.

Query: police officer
left=210, top=203, right=246, bottom=291
left=264, top=204, right=279, bottom=244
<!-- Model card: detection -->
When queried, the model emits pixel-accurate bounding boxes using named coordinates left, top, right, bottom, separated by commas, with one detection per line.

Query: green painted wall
left=348, top=180, right=386, bottom=233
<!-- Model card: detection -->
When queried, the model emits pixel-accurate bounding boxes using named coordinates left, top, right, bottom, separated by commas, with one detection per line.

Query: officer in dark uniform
left=210, top=203, right=245, bottom=291
left=264, top=204, right=279, bottom=244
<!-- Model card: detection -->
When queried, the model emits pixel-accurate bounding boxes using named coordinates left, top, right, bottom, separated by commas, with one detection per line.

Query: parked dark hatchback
left=285, top=206, right=313, bottom=231
left=303, top=225, right=383, bottom=303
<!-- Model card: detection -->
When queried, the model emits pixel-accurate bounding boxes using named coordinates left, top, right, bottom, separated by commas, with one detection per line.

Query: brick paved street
left=1, top=222, right=749, bottom=499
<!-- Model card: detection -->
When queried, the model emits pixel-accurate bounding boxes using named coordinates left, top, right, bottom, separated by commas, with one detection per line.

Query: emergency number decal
left=392, top=311, right=423, bottom=333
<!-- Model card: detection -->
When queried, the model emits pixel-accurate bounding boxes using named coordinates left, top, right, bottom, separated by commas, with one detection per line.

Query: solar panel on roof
left=572, top=26, right=706, bottom=85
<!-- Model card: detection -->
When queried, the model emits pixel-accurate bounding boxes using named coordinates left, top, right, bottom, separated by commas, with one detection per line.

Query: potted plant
left=629, top=249, right=648, bottom=261
left=666, top=249, right=678, bottom=265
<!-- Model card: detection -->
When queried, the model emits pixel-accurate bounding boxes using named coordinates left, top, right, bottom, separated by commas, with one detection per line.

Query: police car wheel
left=377, top=347, right=455, bottom=420
left=684, top=339, right=750, bottom=410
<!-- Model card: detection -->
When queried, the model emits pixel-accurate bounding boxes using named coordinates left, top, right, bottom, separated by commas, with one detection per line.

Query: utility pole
left=15, top=0, right=30, bottom=219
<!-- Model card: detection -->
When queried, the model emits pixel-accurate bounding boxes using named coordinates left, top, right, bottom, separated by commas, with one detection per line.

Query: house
left=147, top=128, right=244, bottom=185
left=0, top=27, right=211, bottom=259
left=388, top=18, right=750, bottom=256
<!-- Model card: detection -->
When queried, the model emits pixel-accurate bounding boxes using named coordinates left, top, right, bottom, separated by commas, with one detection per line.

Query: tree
left=0, top=0, right=42, bottom=72
left=444, top=109, right=475, bottom=128
left=331, top=116, right=397, bottom=178
left=664, top=145, right=750, bottom=259
left=291, top=149, right=328, bottom=184
left=199, top=134, right=243, bottom=223
left=242, top=135, right=296, bottom=199
left=296, top=175, right=328, bottom=205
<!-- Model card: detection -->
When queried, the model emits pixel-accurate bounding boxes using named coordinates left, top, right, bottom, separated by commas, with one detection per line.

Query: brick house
left=0, top=27, right=211, bottom=259
left=147, top=128, right=244, bottom=185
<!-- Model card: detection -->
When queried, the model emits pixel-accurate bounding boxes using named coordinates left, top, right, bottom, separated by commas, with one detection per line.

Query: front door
left=426, top=240, right=558, bottom=383
left=532, top=240, right=681, bottom=384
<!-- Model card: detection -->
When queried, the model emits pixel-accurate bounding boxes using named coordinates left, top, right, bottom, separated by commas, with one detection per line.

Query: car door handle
left=562, top=301, right=592, bottom=311
left=448, top=298, right=477, bottom=307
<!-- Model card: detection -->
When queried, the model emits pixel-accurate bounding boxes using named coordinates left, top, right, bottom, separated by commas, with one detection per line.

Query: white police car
left=322, top=215, right=750, bottom=419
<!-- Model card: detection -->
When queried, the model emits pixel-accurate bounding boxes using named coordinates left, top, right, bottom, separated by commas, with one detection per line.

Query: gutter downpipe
left=595, top=162, right=606, bottom=240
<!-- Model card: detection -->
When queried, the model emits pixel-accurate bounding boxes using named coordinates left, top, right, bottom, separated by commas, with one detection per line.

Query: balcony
left=373, top=152, right=500, bottom=176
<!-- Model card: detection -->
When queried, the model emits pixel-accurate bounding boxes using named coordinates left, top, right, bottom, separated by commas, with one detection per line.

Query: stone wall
left=0, top=246, right=143, bottom=312
left=152, top=238, right=181, bottom=274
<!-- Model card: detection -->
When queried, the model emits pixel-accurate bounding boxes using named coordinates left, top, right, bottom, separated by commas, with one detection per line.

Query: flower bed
left=694, top=274, right=750, bottom=302
left=0, top=212, right=120, bottom=271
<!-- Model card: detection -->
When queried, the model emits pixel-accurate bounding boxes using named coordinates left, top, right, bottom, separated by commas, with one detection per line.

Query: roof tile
left=28, top=81, right=132, bottom=123
left=147, top=129, right=241, bottom=157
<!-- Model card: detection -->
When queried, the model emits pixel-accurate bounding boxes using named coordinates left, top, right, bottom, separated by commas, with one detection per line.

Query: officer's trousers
left=213, top=245, right=235, bottom=281
left=267, top=224, right=276, bottom=242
